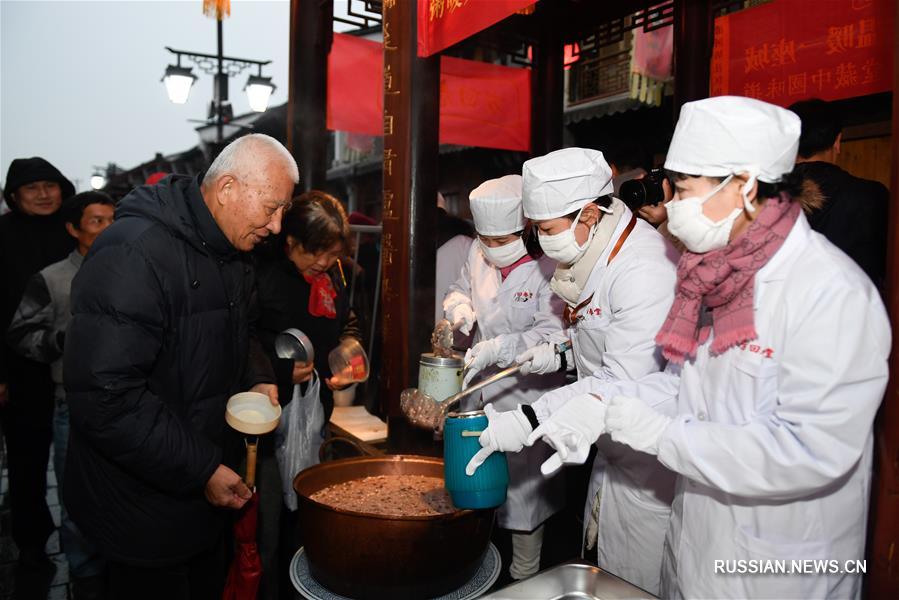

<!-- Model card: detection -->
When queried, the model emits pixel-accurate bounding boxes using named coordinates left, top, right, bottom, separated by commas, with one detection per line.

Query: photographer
left=618, top=169, right=684, bottom=252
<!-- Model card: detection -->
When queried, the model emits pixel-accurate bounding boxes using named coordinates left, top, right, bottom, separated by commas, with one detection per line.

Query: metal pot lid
left=420, top=352, right=463, bottom=368
left=276, top=328, right=315, bottom=363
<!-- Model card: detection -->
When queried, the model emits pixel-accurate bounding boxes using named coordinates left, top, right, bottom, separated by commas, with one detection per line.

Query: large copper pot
left=293, top=454, right=495, bottom=599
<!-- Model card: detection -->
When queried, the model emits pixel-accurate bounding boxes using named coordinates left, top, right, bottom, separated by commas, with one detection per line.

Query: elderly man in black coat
left=63, top=133, right=298, bottom=600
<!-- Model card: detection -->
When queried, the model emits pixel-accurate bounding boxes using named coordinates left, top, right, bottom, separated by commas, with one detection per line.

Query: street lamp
left=162, top=64, right=198, bottom=105
left=90, top=163, right=122, bottom=191
left=162, top=19, right=274, bottom=142
left=90, top=171, right=107, bottom=190
left=244, top=73, right=276, bottom=112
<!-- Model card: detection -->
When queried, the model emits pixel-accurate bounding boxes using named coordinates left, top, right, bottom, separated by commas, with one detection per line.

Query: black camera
left=618, top=168, right=667, bottom=211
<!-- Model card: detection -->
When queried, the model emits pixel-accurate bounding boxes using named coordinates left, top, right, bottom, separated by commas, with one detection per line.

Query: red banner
left=417, top=0, right=537, bottom=58
left=633, top=25, right=673, bottom=81
left=710, top=0, right=894, bottom=106
left=327, top=33, right=531, bottom=152
left=439, top=56, right=530, bottom=150
left=327, top=34, right=383, bottom=136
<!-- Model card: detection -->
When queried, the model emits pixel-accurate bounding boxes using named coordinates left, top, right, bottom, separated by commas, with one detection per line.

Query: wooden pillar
left=380, top=0, right=440, bottom=425
left=530, top=1, right=564, bottom=156
left=672, top=0, right=713, bottom=118
left=287, top=0, right=332, bottom=191
left=866, top=0, right=899, bottom=594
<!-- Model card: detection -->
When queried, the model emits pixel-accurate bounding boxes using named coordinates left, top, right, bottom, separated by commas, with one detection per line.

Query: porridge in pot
left=309, top=475, right=456, bottom=516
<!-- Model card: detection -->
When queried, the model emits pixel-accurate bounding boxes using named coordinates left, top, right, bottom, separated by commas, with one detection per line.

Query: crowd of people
left=0, top=94, right=890, bottom=600
left=0, top=136, right=368, bottom=599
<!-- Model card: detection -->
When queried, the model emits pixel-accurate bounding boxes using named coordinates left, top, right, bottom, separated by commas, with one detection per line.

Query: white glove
left=463, top=336, right=517, bottom=388
left=449, top=303, right=476, bottom=336
left=465, top=404, right=533, bottom=476
left=526, top=393, right=607, bottom=476
left=605, top=395, right=672, bottom=455
left=516, top=342, right=561, bottom=375
left=443, top=291, right=475, bottom=335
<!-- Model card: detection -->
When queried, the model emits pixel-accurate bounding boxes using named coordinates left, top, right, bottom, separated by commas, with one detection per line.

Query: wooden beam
left=672, top=0, right=713, bottom=118
left=866, top=0, right=899, bottom=595
left=287, top=0, right=332, bottom=191
left=530, top=0, right=564, bottom=156
left=380, top=0, right=439, bottom=427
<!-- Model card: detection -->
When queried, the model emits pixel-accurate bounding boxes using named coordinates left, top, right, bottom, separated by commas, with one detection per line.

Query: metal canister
left=418, top=353, right=463, bottom=403
left=443, top=410, right=509, bottom=509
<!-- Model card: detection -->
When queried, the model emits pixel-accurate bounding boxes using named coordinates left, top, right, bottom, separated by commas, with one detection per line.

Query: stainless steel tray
left=480, top=561, right=657, bottom=599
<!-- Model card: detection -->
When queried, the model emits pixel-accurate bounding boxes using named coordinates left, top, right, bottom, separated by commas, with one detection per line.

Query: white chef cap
left=665, top=96, right=800, bottom=184
left=522, top=147, right=614, bottom=221
left=469, top=174, right=526, bottom=236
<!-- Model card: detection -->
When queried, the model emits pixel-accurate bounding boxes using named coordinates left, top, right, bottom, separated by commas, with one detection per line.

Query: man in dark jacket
left=0, top=157, right=75, bottom=568
left=63, top=134, right=298, bottom=600
left=8, top=191, right=115, bottom=598
left=789, top=98, right=889, bottom=287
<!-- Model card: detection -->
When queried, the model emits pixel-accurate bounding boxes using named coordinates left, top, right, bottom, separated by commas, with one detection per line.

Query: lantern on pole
left=203, top=0, right=230, bottom=20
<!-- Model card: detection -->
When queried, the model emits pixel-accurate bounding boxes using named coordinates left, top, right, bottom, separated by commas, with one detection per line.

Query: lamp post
left=162, top=19, right=275, bottom=143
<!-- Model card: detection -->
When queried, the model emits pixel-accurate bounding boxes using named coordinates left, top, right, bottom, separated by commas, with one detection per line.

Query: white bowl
left=226, top=392, right=282, bottom=435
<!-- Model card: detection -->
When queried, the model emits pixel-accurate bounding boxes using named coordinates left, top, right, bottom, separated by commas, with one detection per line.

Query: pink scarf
left=656, top=194, right=800, bottom=364
left=499, top=254, right=533, bottom=281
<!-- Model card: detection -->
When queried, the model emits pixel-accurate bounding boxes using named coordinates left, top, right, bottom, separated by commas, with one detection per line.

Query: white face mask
left=479, top=237, right=527, bottom=268
left=538, top=205, right=595, bottom=265
left=665, top=175, right=741, bottom=253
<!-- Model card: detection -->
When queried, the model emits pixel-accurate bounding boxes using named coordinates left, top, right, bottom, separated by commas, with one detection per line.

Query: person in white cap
left=558, top=96, right=887, bottom=598
left=467, top=148, right=679, bottom=594
left=434, top=191, right=476, bottom=325
left=444, top=174, right=567, bottom=581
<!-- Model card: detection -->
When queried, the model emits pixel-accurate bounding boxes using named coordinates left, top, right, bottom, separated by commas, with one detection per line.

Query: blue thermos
left=443, top=410, right=509, bottom=509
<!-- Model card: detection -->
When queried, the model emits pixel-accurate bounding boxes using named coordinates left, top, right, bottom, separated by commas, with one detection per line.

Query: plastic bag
left=274, top=370, right=325, bottom=511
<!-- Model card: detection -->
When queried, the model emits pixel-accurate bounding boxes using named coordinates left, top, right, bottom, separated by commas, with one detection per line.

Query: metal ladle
left=401, top=340, right=572, bottom=435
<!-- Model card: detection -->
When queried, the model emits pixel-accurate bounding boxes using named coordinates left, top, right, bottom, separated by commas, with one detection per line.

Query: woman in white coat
left=443, top=174, right=567, bottom=581
left=467, top=148, right=679, bottom=595
left=555, top=96, right=890, bottom=598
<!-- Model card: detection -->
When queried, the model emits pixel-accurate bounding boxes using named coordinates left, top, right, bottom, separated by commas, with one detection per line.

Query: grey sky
left=1, top=0, right=365, bottom=192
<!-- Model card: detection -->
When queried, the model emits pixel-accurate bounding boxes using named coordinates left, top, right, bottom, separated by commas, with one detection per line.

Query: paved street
left=0, top=442, right=71, bottom=600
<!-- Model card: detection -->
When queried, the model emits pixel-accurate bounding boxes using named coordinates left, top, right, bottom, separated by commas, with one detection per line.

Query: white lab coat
left=538, top=206, right=679, bottom=595
left=447, top=243, right=568, bottom=531
left=435, top=234, right=473, bottom=324
left=562, top=214, right=890, bottom=599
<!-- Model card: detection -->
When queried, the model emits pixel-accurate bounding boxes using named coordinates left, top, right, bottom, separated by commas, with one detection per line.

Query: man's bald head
left=201, top=134, right=300, bottom=252
left=203, top=134, right=299, bottom=186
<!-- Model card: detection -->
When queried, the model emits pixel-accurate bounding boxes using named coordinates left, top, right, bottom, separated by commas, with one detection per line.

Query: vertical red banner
left=326, top=33, right=383, bottom=136
left=710, top=0, right=894, bottom=106
left=417, top=0, right=537, bottom=58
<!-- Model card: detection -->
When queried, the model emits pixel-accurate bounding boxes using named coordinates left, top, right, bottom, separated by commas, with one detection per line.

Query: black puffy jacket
left=0, top=209, right=74, bottom=382
left=63, top=175, right=274, bottom=566
left=795, top=161, right=889, bottom=287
